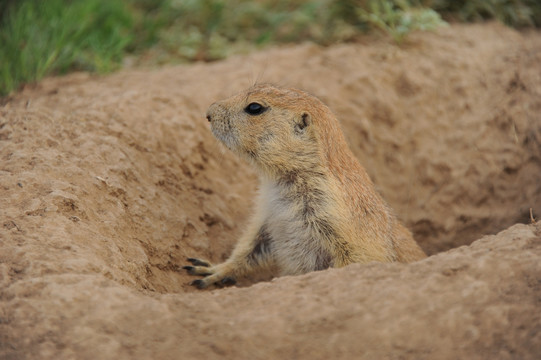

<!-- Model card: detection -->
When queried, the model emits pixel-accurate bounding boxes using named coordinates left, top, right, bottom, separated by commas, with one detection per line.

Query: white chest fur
left=259, top=179, right=332, bottom=275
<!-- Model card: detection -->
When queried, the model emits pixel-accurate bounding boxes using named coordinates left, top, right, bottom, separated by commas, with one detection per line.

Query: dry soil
left=1, top=23, right=541, bottom=359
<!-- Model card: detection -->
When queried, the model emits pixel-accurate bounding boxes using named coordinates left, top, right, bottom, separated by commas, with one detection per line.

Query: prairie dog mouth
left=210, top=119, right=239, bottom=152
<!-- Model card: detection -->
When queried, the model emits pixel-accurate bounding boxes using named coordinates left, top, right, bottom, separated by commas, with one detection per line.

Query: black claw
left=183, top=266, right=213, bottom=277
left=182, top=265, right=195, bottom=274
left=221, top=277, right=237, bottom=286
left=190, top=279, right=206, bottom=289
left=187, top=258, right=211, bottom=267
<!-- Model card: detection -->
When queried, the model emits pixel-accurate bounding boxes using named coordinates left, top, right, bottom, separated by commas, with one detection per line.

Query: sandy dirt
left=1, top=23, right=540, bottom=359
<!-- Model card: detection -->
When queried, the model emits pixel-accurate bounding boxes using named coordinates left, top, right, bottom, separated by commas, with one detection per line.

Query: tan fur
left=185, top=84, right=426, bottom=289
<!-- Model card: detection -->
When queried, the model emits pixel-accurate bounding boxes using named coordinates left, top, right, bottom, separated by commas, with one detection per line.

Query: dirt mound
left=1, top=23, right=541, bottom=359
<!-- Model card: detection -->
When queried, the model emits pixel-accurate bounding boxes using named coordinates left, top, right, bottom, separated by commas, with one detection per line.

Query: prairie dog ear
left=294, top=112, right=311, bottom=133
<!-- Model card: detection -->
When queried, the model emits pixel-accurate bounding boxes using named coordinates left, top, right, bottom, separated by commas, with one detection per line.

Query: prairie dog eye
left=245, top=102, right=266, bottom=115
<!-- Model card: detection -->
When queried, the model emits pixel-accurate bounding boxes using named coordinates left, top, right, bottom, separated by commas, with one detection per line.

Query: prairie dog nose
left=206, top=102, right=225, bottom=123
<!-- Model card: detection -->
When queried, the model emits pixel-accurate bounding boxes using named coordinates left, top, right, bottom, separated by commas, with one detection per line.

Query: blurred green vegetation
left=1, top=0, right=539, bottom=96
left=0, top=0, right=134, bottom=96
left=424, top=0, right=541, bottom=28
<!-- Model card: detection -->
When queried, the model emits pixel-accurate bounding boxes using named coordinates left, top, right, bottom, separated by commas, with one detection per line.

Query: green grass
left=0, top=0, right=133, bottom=96
left=356, top=1, right=447, bottom=43
left=424, top=0, right=541, bottom=27
left=1, top=0, right=539, bottom=96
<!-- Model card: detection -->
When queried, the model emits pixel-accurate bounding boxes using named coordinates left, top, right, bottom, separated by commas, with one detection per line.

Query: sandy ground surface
left=1, top=23, right=540, bottom=359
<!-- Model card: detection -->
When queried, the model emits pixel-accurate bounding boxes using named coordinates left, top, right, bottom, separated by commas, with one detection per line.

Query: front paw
left=186, top=258, right=211, bottom=267
left=190, top=276, right=237, bottom=289
left=183, top=258, right=237, bottom=289
left=182, top=257, right=213, bottom=276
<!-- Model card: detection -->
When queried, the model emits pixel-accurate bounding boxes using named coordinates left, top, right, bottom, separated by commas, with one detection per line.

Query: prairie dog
left=184, top=84, right=426, bottom=288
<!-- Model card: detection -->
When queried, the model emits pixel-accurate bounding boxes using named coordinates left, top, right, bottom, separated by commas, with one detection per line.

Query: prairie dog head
left=206, top=84, right=332, bottom=175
